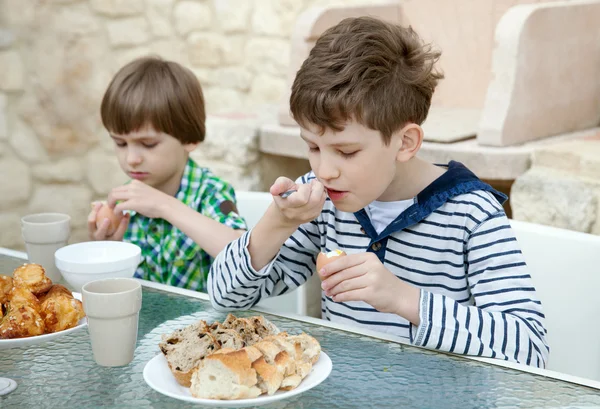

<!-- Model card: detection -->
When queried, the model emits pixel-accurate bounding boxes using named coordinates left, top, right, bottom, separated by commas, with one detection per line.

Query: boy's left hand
left=108, top=180, right=175, bottom=219
left=320, top=252, right=420, bottom=324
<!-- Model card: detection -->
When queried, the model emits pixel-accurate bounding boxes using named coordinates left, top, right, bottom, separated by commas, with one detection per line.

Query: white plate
left=143, top=351, right=333, bottom=408
left=0, top=292, right=87, bottom=350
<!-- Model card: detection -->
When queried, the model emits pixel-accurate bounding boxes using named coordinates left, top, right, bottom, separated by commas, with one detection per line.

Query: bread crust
left=161, top=315, right=322, bottom=399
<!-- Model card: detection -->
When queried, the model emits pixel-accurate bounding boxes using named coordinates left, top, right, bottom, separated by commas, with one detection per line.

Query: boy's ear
left=183, top=142, right=199, bottom=153
left=394, top=123, right=423, bottom=163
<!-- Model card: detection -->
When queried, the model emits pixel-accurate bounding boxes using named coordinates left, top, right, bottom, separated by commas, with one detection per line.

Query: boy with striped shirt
left=208, top=17, right=548, bottom=367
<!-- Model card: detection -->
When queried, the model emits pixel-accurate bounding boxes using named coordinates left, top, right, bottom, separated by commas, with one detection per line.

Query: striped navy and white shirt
left=208, top=161, right=549, bottom=368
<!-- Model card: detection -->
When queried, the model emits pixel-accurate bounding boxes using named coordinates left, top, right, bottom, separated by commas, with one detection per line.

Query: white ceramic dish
left=143, top=351, right=333, bottom=408
left=0, top=292, right=87, bottom=350
left=54, top=241, right=141, bottom=292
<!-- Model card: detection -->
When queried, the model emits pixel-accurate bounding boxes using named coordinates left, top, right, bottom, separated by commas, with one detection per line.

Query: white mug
left=21, top=213, right=71, bottom=282
left=82, top=278, right=142, bottom=367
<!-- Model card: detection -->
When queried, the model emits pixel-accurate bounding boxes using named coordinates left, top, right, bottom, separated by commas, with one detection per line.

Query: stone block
left=188, top=33, right=224, bottom=67
left=245, top=38, right=290, bottom=76
left=32, top=158, right=84, bottom=183
left=145, top=0, right=175, bottom=38
left=0, top=94, right=6, bottom=140
left=251, top=0, right=305, bottom=37
left=106, top=17, right=150, bottom=47
left=259, top=153, right=311, bottom=191
left=85, top=149, right=129, bottom=195
left=0, top=29, right=15, bottom=49
left=90, top=0, right=144, bottom=17
left=174, top=1, right=212, bottom=36
left=52, top=3, right=101, bottom=36
left=531, top=140, right=600, bottom=181
left=0, top=212, right=22, bottom=249
left=250, top=74, right=286, bottom=105
left=0, top=51, right=24, bottom=91
left=194, top=113, right=260, bottom=166
left=511, top=167, right=598, bottom=233
left=150, top=40, right=189, bottom=66
left=213, top=0, right=252, bottom=33
left=27, top=185, right=93, bottom=229
left=188, top=34, right=245, bottom=68
left=212, top=67, right=252, bottom=92
left=479, top=1, right=600, bottom=146
left=9, top=120, right=49, bottom=163
left=0, top=157, right=31, bottom=210
left=203, top=87, right=247, bottom=114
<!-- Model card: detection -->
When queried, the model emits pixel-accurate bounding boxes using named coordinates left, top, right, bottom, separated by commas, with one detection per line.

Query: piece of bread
left=190, top=348, right=262, bottom=400
left=159, top=321, right=219, bottom=387
left=253, top=340, right=295, bottom=379
left=221, top=313, right=238, bottom=328
left=0, top=304, right=45, bottom=339
left=12, top=264, right=52, bottom=295
left=260, top=334, right=297, bottom=376
left=222, top=317, right=262, bottom=346
left=210, top=328, right=245, bottom=350
left=249, top=316, right=280, bottom=338
left=252, top=354, right=284, bottom=395
left=39, top=284, right=72, bottom=303
left=286, top=333, right=321, bottom=365
left=8, top=287, right=40, bottom=311
left=280, top=374, right=303, bottom=391
left=39, top=292, right=84, bottom=333
left=160, top=314, right=322, bottom=399
left=220, top=315, right=280, bottom=346
left=0, top=275, right=13, bottom=305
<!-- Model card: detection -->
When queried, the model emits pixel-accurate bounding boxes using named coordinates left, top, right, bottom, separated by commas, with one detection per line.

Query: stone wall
left=511, top=138, right=600, bottom=235
left=0, top=0, right=380, bottom=250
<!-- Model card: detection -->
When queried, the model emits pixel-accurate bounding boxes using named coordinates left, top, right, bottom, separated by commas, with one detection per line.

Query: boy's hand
left=269, top=177, right=326, bottom=228
left=108, top=180, right=175, bottom=219
left=319, top=252, right=421, bottom=325
left=87, top=202, right=130, bottom=241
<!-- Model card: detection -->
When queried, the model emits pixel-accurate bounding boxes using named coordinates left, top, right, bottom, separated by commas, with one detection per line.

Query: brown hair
left=290, top=16, right=444, bottom=144
left=101, top=56, right=206, bottom=144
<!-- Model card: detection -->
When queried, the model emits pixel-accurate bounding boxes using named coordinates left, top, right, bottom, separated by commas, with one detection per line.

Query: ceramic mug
left=21, top=213, right=71, bottom=282
left=82, top=278, right=142, bottom=367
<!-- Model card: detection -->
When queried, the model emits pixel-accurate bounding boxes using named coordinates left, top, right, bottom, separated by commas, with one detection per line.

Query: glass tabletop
left=1, top=254, right=600, bottom=408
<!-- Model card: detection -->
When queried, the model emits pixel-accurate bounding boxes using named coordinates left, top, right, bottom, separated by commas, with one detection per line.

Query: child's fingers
left=320, top=255, right=364, bottom=280
left=114, top=201, right=129, bottom=215
left=309, top=180, right=326, bottom=207
left=93, top=218, right=110, bottom=240
left=107, top=190, right=128, bottom=208
left=88, top=201, right=102, bottom=217
left=272, top=182, right=308, bottom=210
left=110, top=213, right=130, bottom=241
left=324, top=271, right=368, bottom=297
left=269, top=177, right=296, bottom=197
left=87, top=202, right=103, bottom=239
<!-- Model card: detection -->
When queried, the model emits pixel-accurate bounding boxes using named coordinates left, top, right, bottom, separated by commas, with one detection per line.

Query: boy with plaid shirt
left=87, top=56, right=246, bottom=292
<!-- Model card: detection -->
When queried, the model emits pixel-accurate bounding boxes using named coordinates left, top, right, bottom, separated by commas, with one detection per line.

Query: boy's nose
left=127, top=150, right=143, bottom=166
left=316, top=159, right=340, bottom=181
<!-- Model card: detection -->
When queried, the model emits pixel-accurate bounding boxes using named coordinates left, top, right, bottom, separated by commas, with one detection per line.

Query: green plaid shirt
left=123, top=159, right=246, bottom=292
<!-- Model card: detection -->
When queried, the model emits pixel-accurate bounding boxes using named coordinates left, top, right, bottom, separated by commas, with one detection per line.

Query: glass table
left=1, top=252, right=600, bottom=408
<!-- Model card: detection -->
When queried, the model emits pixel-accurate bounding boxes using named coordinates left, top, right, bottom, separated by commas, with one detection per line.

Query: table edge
left=2, top=248, right=599, bottom=391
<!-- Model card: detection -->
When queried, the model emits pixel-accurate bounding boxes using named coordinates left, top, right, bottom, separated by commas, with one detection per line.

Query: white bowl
left=55, top=241, right=142, bottom=292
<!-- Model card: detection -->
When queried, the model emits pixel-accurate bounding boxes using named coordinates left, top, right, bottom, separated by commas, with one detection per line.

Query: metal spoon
left=279, top=189, right=297, bottom=199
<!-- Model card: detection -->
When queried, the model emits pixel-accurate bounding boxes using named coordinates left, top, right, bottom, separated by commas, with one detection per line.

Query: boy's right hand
left=87, top=202, right=130, bottom=241
left=269, top=177, right=326, bottom=228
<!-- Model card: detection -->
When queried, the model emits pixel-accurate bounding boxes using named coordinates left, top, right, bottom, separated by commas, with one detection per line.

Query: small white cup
left=82, top=278, right=142, bottom=367
left=21, top=213, right=71, bottom=282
